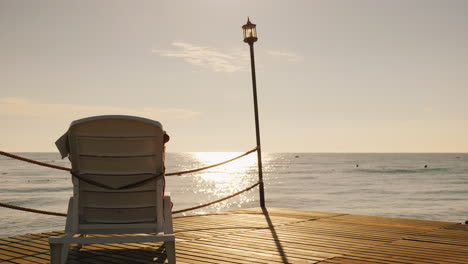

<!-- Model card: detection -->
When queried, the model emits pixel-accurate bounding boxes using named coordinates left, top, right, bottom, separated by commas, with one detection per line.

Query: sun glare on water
left=193, top=152, right=257, bottom=182
left=191, top=152, right=258, bottom=197
left=168, top=152, right=259, bottom=214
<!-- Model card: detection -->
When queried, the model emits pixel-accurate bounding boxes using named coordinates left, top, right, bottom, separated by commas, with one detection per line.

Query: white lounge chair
left=49, top=115, right=175, bottom=264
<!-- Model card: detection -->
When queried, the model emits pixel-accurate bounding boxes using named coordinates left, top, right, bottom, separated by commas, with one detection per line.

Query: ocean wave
left=414, top=190, right=468, bottom=195
left=280, top=169, right=335, bottom=174
left=356, top=167, right=450, bottom=174
left=328, top=189, right=402, bottom=195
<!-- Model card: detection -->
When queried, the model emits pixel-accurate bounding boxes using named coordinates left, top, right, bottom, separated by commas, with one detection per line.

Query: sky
left=1, top=0, right=468, bottom=153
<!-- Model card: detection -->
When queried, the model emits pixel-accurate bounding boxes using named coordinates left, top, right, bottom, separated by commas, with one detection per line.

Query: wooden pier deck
left=1, top=207, right=467, bottom=263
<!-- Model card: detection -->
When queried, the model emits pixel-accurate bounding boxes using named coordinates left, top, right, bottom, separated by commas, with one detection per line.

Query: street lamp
left=242, top=17, right=265, bottom=208
left=242, top=18, right=258, bottom=44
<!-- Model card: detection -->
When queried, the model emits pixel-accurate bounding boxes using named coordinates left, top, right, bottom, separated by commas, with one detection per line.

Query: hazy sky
left=1, top=0, right=468, bottom=152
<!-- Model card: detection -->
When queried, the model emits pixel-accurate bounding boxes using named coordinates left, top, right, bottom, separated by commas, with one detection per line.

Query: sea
left=1, top=152, right=467, bottom=237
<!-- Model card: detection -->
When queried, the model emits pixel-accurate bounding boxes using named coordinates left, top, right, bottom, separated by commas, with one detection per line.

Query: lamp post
left=243, top=17, right=265, bottom=208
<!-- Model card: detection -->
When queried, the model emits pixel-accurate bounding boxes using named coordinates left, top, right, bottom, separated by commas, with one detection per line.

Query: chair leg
left=165, top=241, right=176, bottom=264
left=50, top=243, right=69, bottom=264
left=61, top=244, right=70, bottom=264
left=50, top=243, right=62, bottom=264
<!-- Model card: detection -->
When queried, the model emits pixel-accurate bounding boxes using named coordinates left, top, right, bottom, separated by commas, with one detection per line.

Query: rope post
left=249, top=43, right=265, bottom=208
left=243, top=18, right=265, bottom=208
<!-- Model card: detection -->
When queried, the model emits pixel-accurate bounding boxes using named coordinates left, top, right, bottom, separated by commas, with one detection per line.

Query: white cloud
left=152, top=42, right=303, bottom=72
left=265, top=49, right=304, bottom=62
left=0, top=97, right=200, bottom=120
left=152, top=42, right=248, bottom=73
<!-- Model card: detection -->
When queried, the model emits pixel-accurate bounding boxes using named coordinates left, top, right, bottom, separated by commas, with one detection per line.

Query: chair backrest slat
left=77, top=136, right=159, bottom=157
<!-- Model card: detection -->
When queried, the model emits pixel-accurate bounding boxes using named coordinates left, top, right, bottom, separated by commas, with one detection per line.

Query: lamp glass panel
left=248, top=28, right=253, bottom=37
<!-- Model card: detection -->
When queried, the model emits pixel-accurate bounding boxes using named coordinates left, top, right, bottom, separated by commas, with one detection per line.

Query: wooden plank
left=322, top=214, right=455, bottom=230
left=1, top=208, right=467, bottom=264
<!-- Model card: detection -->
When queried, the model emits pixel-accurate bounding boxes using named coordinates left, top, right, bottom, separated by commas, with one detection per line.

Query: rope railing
left=0, top=182, right=260, bottom=216
left=0, top=201, right=67, bottom=217
left=0, top=148, right=258, bottom=176
left=0, top=151, right=71, bottom=172
left=0, top=148, right=260, bottom=216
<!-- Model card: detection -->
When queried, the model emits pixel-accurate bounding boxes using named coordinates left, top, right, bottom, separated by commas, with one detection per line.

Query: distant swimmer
left=356, top=164, right=359, bottom=168
left=424, top=165, right=428, bottom=168
left=295, top=155, right=299, bottom=158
